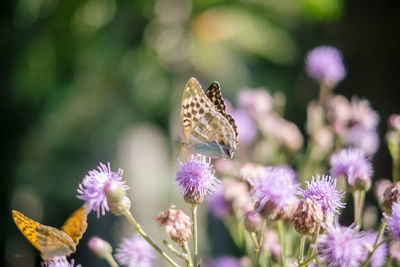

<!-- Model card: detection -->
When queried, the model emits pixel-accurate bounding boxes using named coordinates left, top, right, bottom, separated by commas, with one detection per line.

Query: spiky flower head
left=155, top=205, right=192, bottom=243
left=305, top=45, right=346, bottom=86
left=114, top=234, right=155, bottom=267
left=383, top=182, right=400, bottom=213
left=292, top=198, right=324, bottom=235
left=387, top=201, right=400, bottom=242
left=363, top=231, right=387, bottom=267
left=301, top=174, right=345, bottom=217
left=77, top=162, right=129, bottom=217
left=211, top=256, right=241, bottom=267
left=317, top=224, right=366, bottom=267
left=330, top=148, right=373, bottom=189
left=176, top=155, right=220, bottom=204
left=88, top=236, right=113, bottom=259
left=41, top=257, right=80, bottom=267
left=249, top=166, right=299, bottom=220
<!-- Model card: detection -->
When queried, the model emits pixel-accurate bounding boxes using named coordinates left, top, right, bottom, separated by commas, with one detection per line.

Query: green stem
left=318, top=82, right=331, bottom=108
left=123, top=208, right=180, bottom=267
left=298, top=254, right=317, bottom=267
left=277, top=220, right=286, bottom=267
left=361, top=220, right=387, bottom=267
left=163, top=240, right=187, bottom=259
left=192, top=204, right=198, bottom=267
left=304, top=225, right=320, bottom=261
left=298, top=235, right=306, bottom=264
left=355, top=190, right=366, bottom=228
left=253, top=219, right=266, bottom=267
left=182, top=242, right=193, bottom=267
left=104, top=253, right=119, bottom=267
left=250, top=232, right=259, bottom=249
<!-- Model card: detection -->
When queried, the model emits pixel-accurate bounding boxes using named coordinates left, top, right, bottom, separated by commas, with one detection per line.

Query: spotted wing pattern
left=206, top=82, right=239, bottom=147
left=180, top=77, right=237, bottom=158
left=12, top=208, right=85, bottom=260
left=61, top=205, right=88, bottom=246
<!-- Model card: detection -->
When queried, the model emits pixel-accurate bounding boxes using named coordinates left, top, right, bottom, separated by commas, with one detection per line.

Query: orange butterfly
left=12, top=206, right=88, bottom=260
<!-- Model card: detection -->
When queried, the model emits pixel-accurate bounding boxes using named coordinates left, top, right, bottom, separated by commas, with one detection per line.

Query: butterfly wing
left=12, top=210, right=76, bottom=260
left=206, top=82, right=239, bottom=147
left=61, top=205, right=88, bottom=246
left=181, top=77, right=237, bottom=158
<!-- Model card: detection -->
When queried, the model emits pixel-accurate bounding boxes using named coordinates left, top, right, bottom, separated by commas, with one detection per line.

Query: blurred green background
left=1, top=0, right=399, bottom=266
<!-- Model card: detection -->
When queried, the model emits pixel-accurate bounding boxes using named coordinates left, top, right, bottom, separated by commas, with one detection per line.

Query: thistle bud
left=244, top=211, right=263, bottom=233
left=383, top=182, right=400, bottom=214
left=292, top=198, right=323, bottom=235
left=88, top=237, right=113, bottom=259
left=108, top=196, right=131, bottom=216
left=105, top=179, right=127, bottom=203
left=155, top=205, right=192, bottom=243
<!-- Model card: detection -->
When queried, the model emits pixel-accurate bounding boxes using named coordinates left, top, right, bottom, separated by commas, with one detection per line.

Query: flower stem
left=354, top=189, right=366, bottom=228
left=298, top=254, right=317, bottom=267
left=123, top=208, right=180, bottom=267
left=361, top=220, right=387, bottom=267
left=253, top=219, right=266, bottom=267
left=303, top=224, right=320, bottom=262
left=104, top=253, right=119, bottom=267
left=318, top=82, right=331, bottom=108
left=298, top=235, right=306, bottom=264
left=277, top=220, right=286, bottom=267
left=192, top=204, right=198, bottom=267
left=181, top=242, right=193, bottom=267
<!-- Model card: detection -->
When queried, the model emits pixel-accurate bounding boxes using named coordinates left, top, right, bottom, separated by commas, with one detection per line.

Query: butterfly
left=12, top=205, right=88, bottom=260
left=180, top=77, right=238, bottom=159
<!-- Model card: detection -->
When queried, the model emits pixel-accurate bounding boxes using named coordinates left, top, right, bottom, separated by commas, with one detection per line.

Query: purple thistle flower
left=317, top=224, right=366, bottom=267
left=346, top=125, right=380, bottom=156
left=330, top=148, right=373, bottom=187
left=301, top=174, right=345, bottom=216
left=387, top=201, right=400, bottom=241
left=77, top=162, right=129, bottom=217
left=232, top=109, right=257, bottom=144
left=211, top=256, right=241, bottom=267
left=305, top=46, right=346, bottom=86
left=208, top=188, right=231, bottom=218
left=250, top=166, right=299, bottom=215
left=176, top=155, right=220, bottom=204
left=363, top=231, right=387, bottom=267
left=114, top=234, right=155, bottom=267
left=41, top=257, right=80, bottom=267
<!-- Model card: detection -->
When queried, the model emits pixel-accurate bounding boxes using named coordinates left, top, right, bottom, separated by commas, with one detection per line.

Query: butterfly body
left=181, top=77, right=238, bottom=159
left=12, top=206, right=87, bottom=260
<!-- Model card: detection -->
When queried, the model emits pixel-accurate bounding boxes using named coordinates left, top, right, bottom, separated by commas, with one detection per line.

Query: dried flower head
left=383, top=182, right=400, bottom=213
left=77, top=163, right=129, bottom=217
left=317, top=224, right=366, bottom=267
left=387, top=201, right=400, bottom=242
left=363, top=231, right=387, bottom=267
left=114, top=234, right=155, bottom=267
left=155, top=205, right=192, bottom=243
left=330, top=148, right=373, bottom=189
left=301, top=174, right=345, bottom=217
left=250, top=166, right=299, bottom=219
left=305, top=46, right=346, bottom=86
left=176, top=155, right=220, bottom=204
left=88, top=236, right=113, bottom=259
left=350, top=97, right=379, bottom=130
left=292, top=198, right=324, bottom=235
left=237, top=89, right=273, bottom=118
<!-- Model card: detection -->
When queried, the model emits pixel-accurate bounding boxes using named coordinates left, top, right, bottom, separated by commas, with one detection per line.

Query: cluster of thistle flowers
left=206, top=46, right=400, bottom=267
